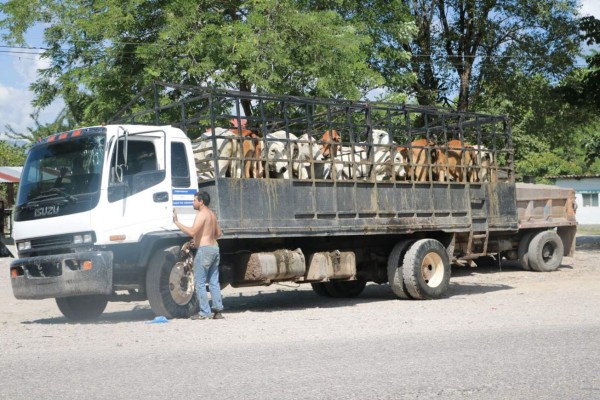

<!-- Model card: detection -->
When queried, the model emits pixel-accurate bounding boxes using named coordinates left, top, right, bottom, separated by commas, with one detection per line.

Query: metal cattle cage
left=111, top=82, right=518, bottom=240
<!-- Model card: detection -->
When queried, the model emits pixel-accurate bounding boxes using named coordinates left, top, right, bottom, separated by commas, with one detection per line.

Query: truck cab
left=10, top=125, right=198, bottom=319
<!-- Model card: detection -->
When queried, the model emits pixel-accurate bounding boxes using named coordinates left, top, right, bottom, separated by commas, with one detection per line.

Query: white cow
left=263, top=130, right=298, bottom=179
left=334, top=129, right=401, bottom=181
left=471, top=144, right=495, bottom=182
left=192, top=127, right=241, bottom=179
left=293, top=133, right=328, bottom=179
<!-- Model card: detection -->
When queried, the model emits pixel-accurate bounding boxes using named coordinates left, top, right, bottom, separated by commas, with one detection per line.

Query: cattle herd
left=192, top=121, right=497, bottom=184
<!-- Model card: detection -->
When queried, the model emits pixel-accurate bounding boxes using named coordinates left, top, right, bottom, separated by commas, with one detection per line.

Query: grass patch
left=576, top=225, right=600, bottom=235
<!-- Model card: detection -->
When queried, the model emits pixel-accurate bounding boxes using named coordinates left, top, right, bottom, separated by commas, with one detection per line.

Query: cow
left=320, top=129, right=341, bottom=159
left=229, top=118, right=264, bottom=179
left=294, top=133, right=326, bottom=179
left=333, top=129, right=398, bottom=181
left=402, top=138, right=438, bottom=182
left=438, top=139, right=476, bottom=183
left=263, top=130, right=298, bottom=179
left=192, top=127, right=241, bottom=179
left=470, top=144, right=495, bottom=182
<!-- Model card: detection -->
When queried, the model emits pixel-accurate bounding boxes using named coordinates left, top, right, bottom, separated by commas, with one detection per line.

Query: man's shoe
left=190, top=314, right=210, bottom=320
left=213, top=312, right=224, bottom=320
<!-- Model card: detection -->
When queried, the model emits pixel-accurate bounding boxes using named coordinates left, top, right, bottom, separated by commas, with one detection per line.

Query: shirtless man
left=173, top=191, right=224, bottom=320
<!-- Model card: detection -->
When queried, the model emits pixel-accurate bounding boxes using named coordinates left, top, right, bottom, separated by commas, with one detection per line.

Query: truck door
left=102, top=135, right=171, bottom=240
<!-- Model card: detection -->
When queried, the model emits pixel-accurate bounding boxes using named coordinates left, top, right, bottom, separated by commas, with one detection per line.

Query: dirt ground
left=1, top=235, right=599, bottom=328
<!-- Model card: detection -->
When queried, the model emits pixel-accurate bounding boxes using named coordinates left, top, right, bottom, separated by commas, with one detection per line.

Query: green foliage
left=0, top=141, right=26, bottom=166
left=1, top=0, right=415, bottom=123
left=403, top=0, right=581, bottom=110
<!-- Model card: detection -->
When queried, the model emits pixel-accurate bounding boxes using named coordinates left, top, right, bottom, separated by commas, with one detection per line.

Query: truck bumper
left=9, top=251, right=113, bottom=300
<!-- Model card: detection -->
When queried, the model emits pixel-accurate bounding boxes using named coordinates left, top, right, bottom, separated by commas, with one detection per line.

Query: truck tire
left=326, top=280, right=367, bottom=297
left=402, top=239, right=450, bottom=300
left=310, top=280, right=367, bottom=297
left=387, top=240, right=415, bottom=299
left=528, top=230, right=564, bottom=272
left=518, top=231, right=536, bottom=271
left=146, top=246, right=199, bottom=318
left=310, top=282, right=331, bottom=297
left=55, top=295, right=108, bottom=321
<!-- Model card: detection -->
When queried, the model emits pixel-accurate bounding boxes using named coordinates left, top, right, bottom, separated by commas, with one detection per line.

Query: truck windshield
left=15, top=133, right=106, bottom=220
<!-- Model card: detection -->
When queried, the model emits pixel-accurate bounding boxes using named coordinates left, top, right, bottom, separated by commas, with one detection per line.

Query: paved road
left=1, top=245, right=599, bottom=400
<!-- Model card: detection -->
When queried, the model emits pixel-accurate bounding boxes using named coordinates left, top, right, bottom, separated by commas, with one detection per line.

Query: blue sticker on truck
left=172, top=188, right=196, bottom=206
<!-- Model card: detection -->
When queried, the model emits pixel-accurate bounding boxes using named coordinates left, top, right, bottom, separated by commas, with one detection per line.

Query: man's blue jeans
left=194, top=245, right=223, bottom=317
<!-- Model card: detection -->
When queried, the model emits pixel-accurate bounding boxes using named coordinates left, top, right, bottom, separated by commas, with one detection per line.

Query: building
left=550, top=175, right=600, bottom=225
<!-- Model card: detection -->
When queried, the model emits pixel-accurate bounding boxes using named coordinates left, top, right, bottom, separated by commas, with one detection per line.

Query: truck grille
left=31, top=234, right=74, bottom=249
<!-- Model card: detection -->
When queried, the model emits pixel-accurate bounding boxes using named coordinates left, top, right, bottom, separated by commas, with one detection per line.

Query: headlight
left=73, top=233, right=94, bottom=244
left=17, top=241, right=31, bottom=251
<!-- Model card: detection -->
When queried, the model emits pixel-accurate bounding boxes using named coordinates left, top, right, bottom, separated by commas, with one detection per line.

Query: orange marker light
left=82, top=261, right=93, bottom=270
left=59, top=133, right=68, bottom=140
left=109, top=235, right=126, bottom=241
left=10, top=268, right=19, bottom=278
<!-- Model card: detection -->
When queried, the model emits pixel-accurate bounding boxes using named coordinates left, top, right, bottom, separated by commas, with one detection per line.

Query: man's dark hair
left=196, top=191, right=210, bottom=206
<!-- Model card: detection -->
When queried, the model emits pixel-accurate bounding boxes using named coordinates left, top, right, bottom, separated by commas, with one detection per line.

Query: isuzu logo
left=34, top=205, right=60, bottom=217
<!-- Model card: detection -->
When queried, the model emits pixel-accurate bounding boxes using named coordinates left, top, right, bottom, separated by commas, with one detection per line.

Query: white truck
left=9, top=83, right=577, bottom=320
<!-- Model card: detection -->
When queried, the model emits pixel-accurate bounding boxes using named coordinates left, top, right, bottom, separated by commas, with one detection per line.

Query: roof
left=546, top=175, right=600, bottom=180
left=0, top=166, right=23, bottom=183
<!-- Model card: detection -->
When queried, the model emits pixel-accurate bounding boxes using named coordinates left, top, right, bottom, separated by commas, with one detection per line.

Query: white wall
left=554, top=177, right=600, bottom=225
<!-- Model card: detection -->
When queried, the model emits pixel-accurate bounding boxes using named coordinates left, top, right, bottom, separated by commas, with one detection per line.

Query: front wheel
left=56, top=295, right=108, bottom=321
left=402, top=239, right=451, bottom=300
left=146, top=246, right=199, bottom=318
left=528, top=231, right=564, bottom=272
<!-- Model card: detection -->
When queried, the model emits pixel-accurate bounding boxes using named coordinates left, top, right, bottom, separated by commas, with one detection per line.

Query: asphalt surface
left=1, top=242, right=599, bottom=400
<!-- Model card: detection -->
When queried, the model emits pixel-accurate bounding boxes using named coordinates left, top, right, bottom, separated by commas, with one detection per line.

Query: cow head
left=372, top=129, right=393, bottom=146
left=321, top=129, right=341, bottom=159
left=265, top=141, right=289, bottom=175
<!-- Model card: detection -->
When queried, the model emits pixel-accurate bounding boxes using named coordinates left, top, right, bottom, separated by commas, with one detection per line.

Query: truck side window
left=171, top=142, right=191, bottom=187
left=108, top=140, right=165, bottom=202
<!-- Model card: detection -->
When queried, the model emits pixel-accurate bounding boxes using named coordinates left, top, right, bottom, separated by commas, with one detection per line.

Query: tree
left=401, top=0, right=581, bottom=111
left=0, top=0, right=415, bottom=123
left=4, top=108, right=77, bottom=144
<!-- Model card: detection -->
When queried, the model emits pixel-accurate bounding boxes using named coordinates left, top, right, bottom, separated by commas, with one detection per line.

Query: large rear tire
left=56, top=295, right=108, bottom=321
left=402, top=239, right=450, bottom=300
left=387, top=240, right=415, bottom=299
left=528, top=231, right=564, bottom=272
left=146, top=246, right=199, bottom=318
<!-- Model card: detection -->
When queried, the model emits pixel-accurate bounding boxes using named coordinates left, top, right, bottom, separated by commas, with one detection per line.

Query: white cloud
left=0, top=56, right=64, bottom=140
left=14, top=54, right=51, bottom=85
left=580, top=0, right=600, bottom=18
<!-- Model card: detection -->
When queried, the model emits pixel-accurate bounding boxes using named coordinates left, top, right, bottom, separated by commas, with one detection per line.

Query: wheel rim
left=169, top=262, right=195, bottom=305
left=541, top=242, right=555, bottom=263
left=421, top=252, right=444, bottom=287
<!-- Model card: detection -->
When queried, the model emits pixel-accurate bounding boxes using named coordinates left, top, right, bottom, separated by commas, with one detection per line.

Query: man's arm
left=173, top=210, right=205, bottom=237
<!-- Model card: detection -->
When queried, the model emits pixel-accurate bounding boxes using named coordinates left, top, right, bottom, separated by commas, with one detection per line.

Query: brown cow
left=230, top=119, right=264, bottom=178
left=402, top=139, right=439, bottom=182
left=438, top=139, right=476, bottom=182
left=320, top=129, right=341, bottom=159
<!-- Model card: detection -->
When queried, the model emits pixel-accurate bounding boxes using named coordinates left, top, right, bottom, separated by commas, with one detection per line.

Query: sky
left=1, top=1, right=600, bottom=141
